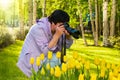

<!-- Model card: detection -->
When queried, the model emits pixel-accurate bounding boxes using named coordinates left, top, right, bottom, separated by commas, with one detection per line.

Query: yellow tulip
left=85, top=61, right=90, bottom=70
left=118, top=64, right=120, bottom=72
left=78, top=74, right=84, bottom=80
left=62, top=63, right=67, bottom=72
left=73, top=52, right=78, bottom=59
left=55, top=65, right=60, bottom=71
left=30, top=57, right=34, bottom=65
left=100, top=68, right=105, bottom=78
left=100, top=59, right=106, bottom=67
left=109, top=71, right=113, bottom=80
left=63, top=55, right=67, bottom=62
left=113, top=69, right=118, bottom=77
left=56, top=52, right=61, bottom=59
left=67, top=58, right=75, bottom=69
left=90, top=73, right=97, bottom=80
left=71, top=59, right=76, bottom=68
left=77, top=56, right=82, bottom=62
left=46, top=63, right=51, bottom=70
left=50, top=68, right=54, bottom=75
left=106, top=63, right=111, bottom=69
left=55, top=70, right=61, bottom=78
left=75, top=61, right=81, bottom=69
left=101, top=59, right=106, bottom=63
left=111, top=64, right=116, bottom=70
left=40, top=53, right=45, bottom=60
left=67, top=61, right=71, bottom=69
left=55, top=66, right=61, bottom=77
left=48, top=51, right=52, bottom=60
left=41, top=67, right=45, bottom=75
left=81, top=58, right=85, bottom=65
left=94, top=57, right=100, bottom=66
left=118, top=74, right=120, bottom=80
left=112, top=77, right=118, bottom=80
left=36, top=57, right=41, bottom=66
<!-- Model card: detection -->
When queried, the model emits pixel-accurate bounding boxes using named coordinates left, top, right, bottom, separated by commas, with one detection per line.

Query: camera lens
left=63, top=23, right=80, bottom=39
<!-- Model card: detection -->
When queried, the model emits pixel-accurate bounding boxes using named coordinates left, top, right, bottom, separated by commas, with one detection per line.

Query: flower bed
left=29, top=51, right=120, bottom=80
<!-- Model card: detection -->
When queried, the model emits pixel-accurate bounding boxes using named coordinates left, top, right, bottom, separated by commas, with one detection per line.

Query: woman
left=17, top=9, right=73, bottom=77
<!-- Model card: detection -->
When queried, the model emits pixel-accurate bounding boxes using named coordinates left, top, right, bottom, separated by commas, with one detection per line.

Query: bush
left=0, top=26, right=15, bottom=48
left=109, top=36, right=120, bottom=49
left=15, top=27, right=29, bottom=40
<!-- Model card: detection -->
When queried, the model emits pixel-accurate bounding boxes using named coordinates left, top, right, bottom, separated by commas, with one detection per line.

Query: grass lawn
left=0, top=39, right=120, bottom=80
left=0, top=40, right=29, bottom=80
left=69, top=39, right=120, bottom=65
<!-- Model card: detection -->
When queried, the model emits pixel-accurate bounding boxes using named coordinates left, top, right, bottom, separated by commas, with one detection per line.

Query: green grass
left=67, top=39, right=120, bottom=68
left=67, top=39, right=120, bottom=73
left=0, top=40, right=29, bottom=80
left=0, top=39, right=120, bottom=80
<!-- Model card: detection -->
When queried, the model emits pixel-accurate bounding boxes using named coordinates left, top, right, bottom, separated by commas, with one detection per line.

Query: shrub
left=109, top=36, right=120, bottom=49
left=15, top=27, right=29, bottom=40
left=0, top=26, right=15, bottom=48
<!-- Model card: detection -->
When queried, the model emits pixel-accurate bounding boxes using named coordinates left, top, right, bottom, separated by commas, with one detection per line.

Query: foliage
left=109, top=36, right=120, bottom=49
left=0, top=26, right=15, bottom=48
left=45, top=0, right=88, bottom=28
left=14, top=27, right=29, bottom=40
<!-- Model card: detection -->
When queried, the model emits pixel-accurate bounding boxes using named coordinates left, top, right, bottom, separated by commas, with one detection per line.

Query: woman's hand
left=55, top=25, right=65, bottom=38
left=64, top=30, right=72, bottom=40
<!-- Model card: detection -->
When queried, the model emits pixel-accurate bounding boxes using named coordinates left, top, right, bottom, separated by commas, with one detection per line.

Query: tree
left=116, top=1, right=120, bottom=35
left=109, top=0, right=116, bottom=46
left=88, top=0, right=96, bottom=45
left=77, top=0, right=88, bottom=46
left=28, top=0, right=33, bottom=28
left=98, top=0, right=102, bottom=38
left=110, top=0, right=116, bottom=37
left=43, top=0, right=46, bottom=17
left=95, top=0, right=99, bottom=46
left=33, top=0, right=37, bottom=24
left=116, top=0, right=120, bottom=36
left=19, top=0, right=24, bottom=40
left=103, top=0, right=110, bottom=46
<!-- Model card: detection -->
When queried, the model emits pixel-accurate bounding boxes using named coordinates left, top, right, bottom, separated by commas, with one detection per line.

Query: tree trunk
left=118, top=16, right=120, bottom=34
left=43, top=0, right=46, bottom=17
left=103, top=0, right=110, bottom=46
left=33, top=0, right=37, bottom=24
left=13, top=0, right=15, bottom=27
left=116, top=16, right=120, bottom=35
left=19, top=0, right=24, bottom=40
left=28, top=0, right=33, bottom=28
left=95, top=0, right=99, bottom=46
left=110, top=0, right=116, bottom=37
left=98, top=3, right=102, bottom=38
left=88, top=0, right=96, bottom=45
left=118, top=5, right=120, bottom=34
left=77, top=1, right=88, bottom=46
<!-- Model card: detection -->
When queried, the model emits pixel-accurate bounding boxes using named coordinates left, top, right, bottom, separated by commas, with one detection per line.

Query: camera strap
left=61, top=34, right=66, bottom=63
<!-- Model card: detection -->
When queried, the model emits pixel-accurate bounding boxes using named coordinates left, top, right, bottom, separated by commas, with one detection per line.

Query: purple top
left=17, top=17, right=73, bottom=77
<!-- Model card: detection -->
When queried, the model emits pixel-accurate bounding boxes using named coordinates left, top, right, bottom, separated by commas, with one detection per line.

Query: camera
left=63, top=23, right=81, bottom=39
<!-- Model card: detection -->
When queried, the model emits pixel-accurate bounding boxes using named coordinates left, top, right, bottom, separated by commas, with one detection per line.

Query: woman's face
left=51, top=22, right=63, bottom=34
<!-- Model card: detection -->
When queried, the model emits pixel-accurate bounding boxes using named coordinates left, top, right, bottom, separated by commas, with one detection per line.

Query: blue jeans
left=45, top=53, right=61, bottom=67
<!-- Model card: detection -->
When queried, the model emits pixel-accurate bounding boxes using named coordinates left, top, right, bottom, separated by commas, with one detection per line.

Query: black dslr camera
left=63, top=23, right=80, bottom=39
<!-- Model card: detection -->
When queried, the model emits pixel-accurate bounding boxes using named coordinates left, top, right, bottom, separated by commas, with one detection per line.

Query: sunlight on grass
left=69, top=39, right=120, bottom=65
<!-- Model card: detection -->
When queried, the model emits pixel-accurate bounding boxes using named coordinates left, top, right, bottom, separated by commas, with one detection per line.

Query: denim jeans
left=45, top=53, right=61, bottom=67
